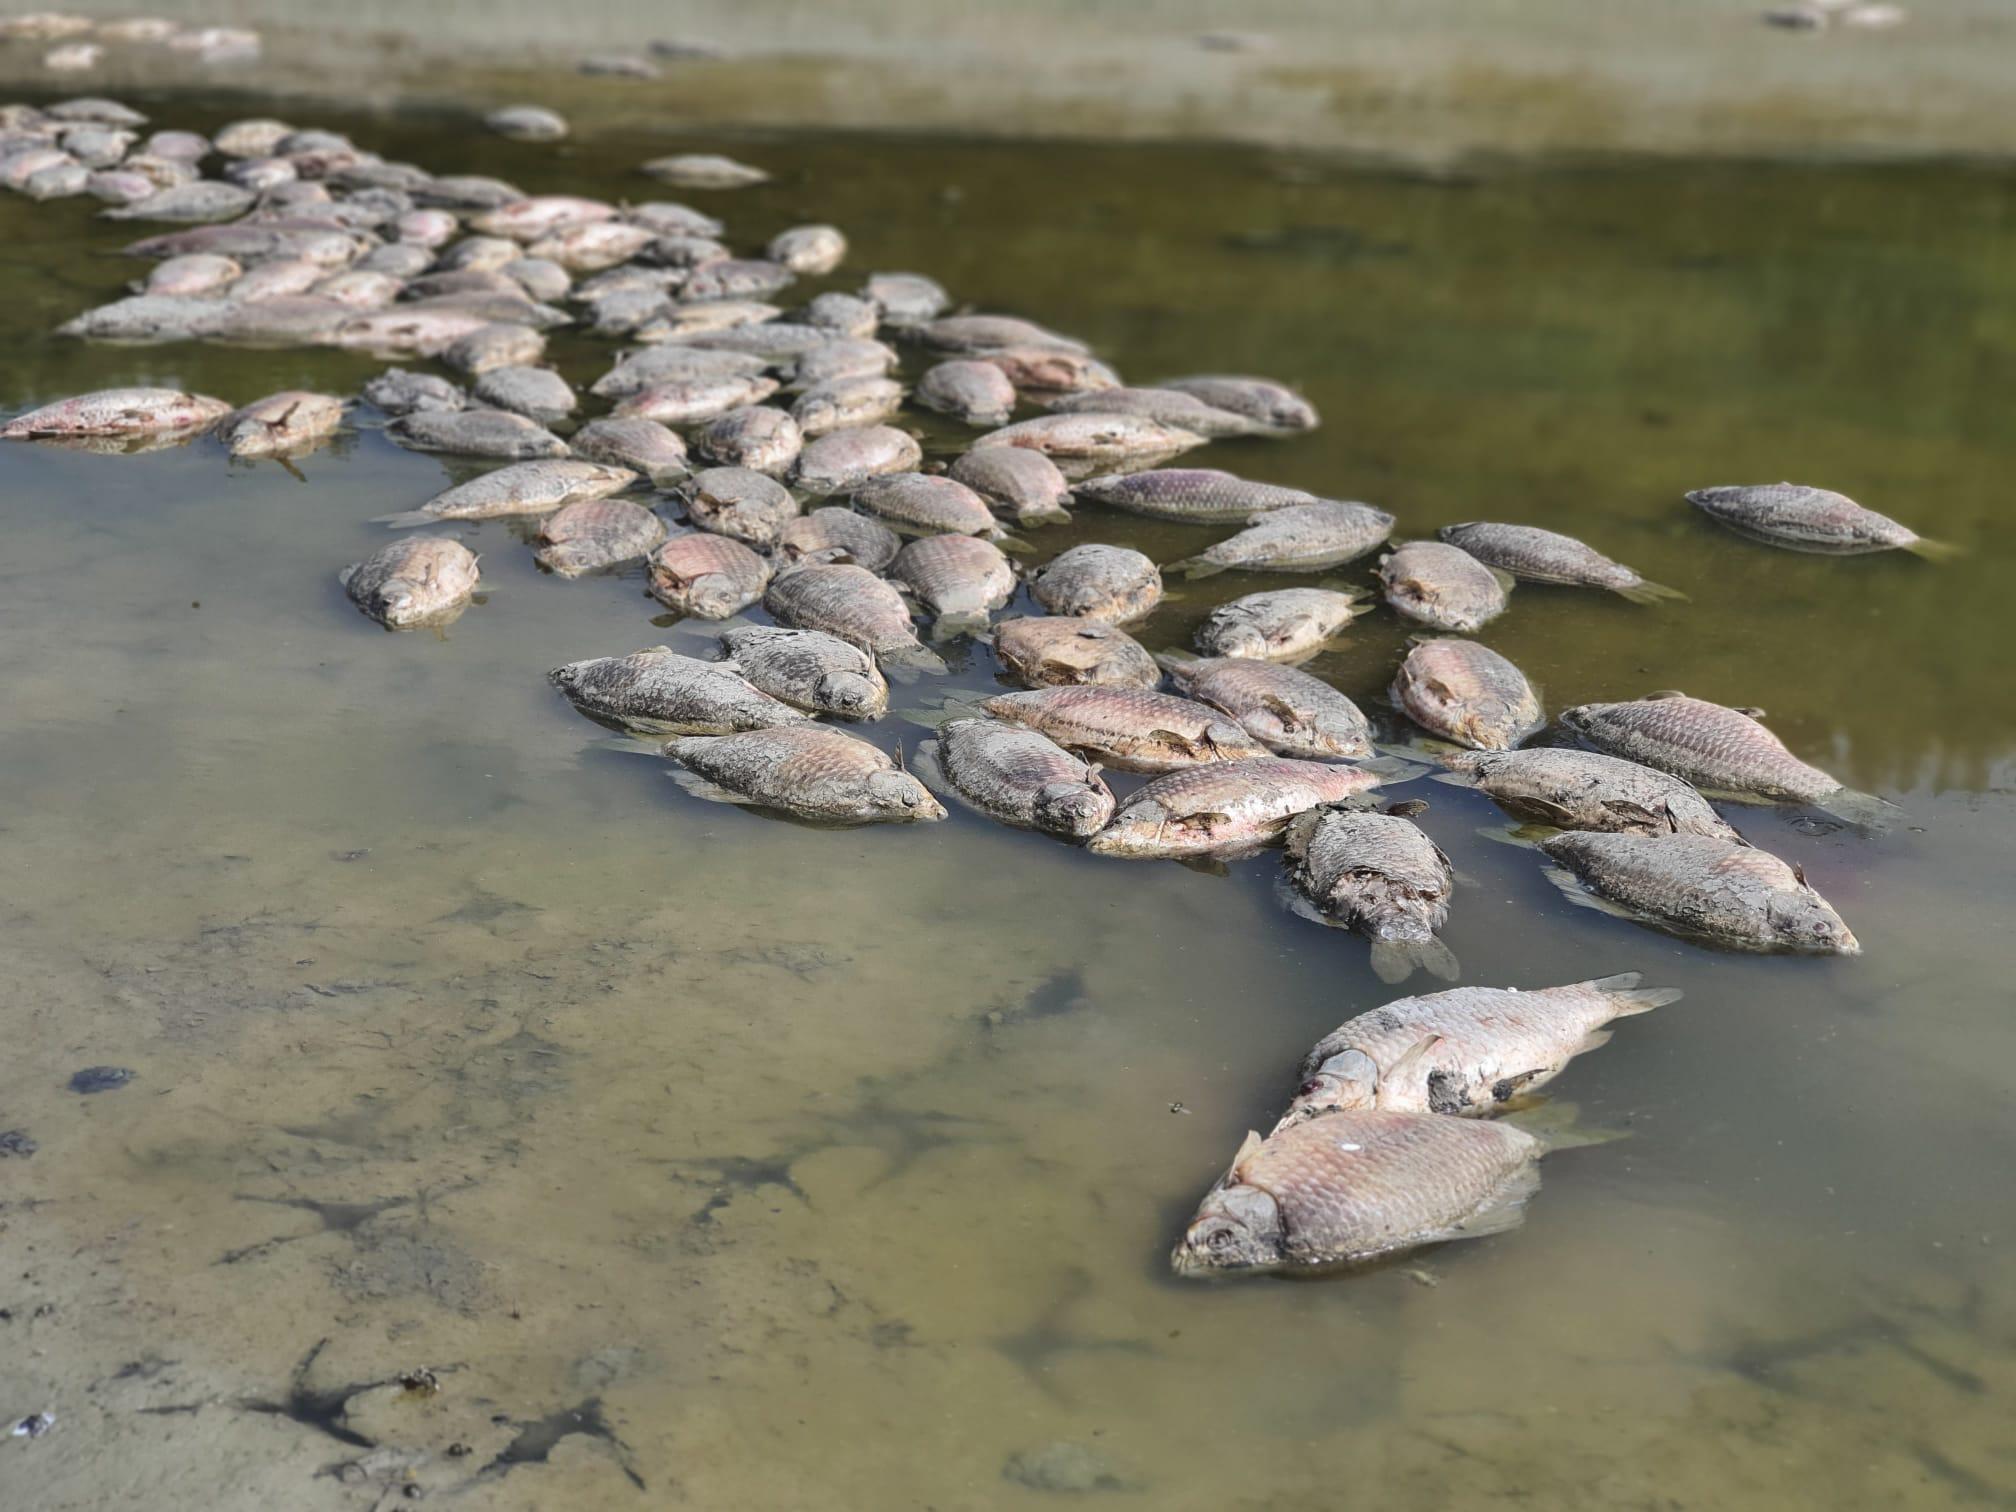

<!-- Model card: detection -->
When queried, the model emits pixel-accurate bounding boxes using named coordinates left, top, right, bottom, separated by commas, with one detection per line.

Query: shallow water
left=2, top=106, right=2014, bottom=1510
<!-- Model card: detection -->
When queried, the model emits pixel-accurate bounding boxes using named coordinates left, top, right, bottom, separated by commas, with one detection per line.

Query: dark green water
left=1, top=106, right=2012, bottom=1509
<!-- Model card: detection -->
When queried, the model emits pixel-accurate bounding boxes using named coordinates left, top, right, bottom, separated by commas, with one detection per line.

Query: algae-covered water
left=1, top=105, right=2013, bottom=1510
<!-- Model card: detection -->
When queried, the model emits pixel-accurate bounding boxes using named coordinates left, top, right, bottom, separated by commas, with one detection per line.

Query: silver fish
left=919, top=314, right=1089, bottom=355
left=646, top=530, right=773, bottom=619
left=1, top=386, right=230, bottom=439
left=682, top=466, right=800, bottom=548
left=1089, top=758, right=1390, bottom=860
left=790, top=375, right=904, bottom=437
left=719, top=625, right=888, bottom=721
left=888, top=534, right=1017, bottom=634
left=641, top=154, right=769, bottom=189
left=852, top=472, right=1003, bottom=539
left=1028, top=544, right=1162, bottom=624
left=1160, top=658, right=1371, bottom=759
left=527, top=222, right=655, bottom=273
left=1438, top=748, right=1739, bottom=840
left=861, top=271, right=949, bottom=327
left=1282, top=805, right=1458, bottom=981
left=1438, top=522, right=1683, bottom=604
left=485, top=105, right=568, bottom=143
left=468, top=194, right=612, bottom=240
left=1159, top=375, right=1318, bottom=432
left=1195, top=587, right=1371, bottom=661
left=218, top=390, right=344, bottom=459
left=549, top=647, right=804, bottom=734
left=764, top=559, right=941, bottom=671
left=682, top=258, right=797, bottom=303
left=976, top=348, right=1122, bottom=395
left=1687, top=482, right=1948, bottom=558
left=767, top=225, right=847, bottom=276
left=801, top=292, right=881, bottom=337
left=948, top=447, right=1072, bottom=527
left=793, top=426, right=924, bottom=497
left=340, top=536, right=479, bottom=630
left=534, top=498, right=668, bottom=577
left=568, top=416, right=689, bottom=483
left=915, top=360, right=1017, bottom=426
left=1391, top=639, right=1543, bottom=751
left=666, top=726, right=945, bottom=824
left=774, top=507, right=901, bottom=572
left=391, top=461, right=636, bottom=524
left=789, top=337, right=900, bottom=391
left=976, top=687, right=1268, bottom=773
left=442, top=322, right=547, bottom=377
left=56, top=294, right=226, bottom=343
left=1378, top=540, right=1511, bottom=632
left=1073, top=468, right=1313, bottom=524
left=589, top=345, right=769, bottom=399
left=920, top=717, right=1114, bottom=839
left=990, top=617, right=1161, bottom=691
left=694, top=405, right=803, bottom=476
left=104, top=180, right=253, bottom=223
left=1049, top=386, right=1267, bottom=438
left=1173, top=501, right=1394, bottom=577
left=140, top=252, right=239, bottom=295
left=613, top=373, right=781, bottom=426
left=361, top=368, right=467, bottom=415
left=472, top=365, right=578, bottom=425
left=970, top=413, right=1204, bottom=475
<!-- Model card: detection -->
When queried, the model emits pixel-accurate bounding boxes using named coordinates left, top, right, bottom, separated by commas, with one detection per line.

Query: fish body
left=472, top=365, right=577, bottom=425
left=527, top=221, right=655, bottom=273
left=1049, top=386, right=1267, bottom=438
left=1441, top=748, right=1738, bottom=840
left=861, top=271, right=949, bottom=327
left=719, top=625, right=889, bottom=720
left=468, top=194, right=613, bottom=241
left=990, top=617, right=1161, bottom=690
left=1160, top=375, right=1318, bottom=432
left=977, top=687, right=1268, bottom=773
left=924, top=717, right=1115, bottom=838
left=666, top=726, right=945, bottom=824
left=682, top=466, right=799, bottom=547
left=1438, top=522, right=1680, bottom=603
left=1195, top=587, right=1369, bottom=661
left=1284, top=807, right=1457, bottom=980
left=328, top=307, right=491, bottom=358
left=919, top=314, right=1088, bottom=355
left=792, top=425, right=921, bottom=495
left=2, top=386, right=229, bottom=439
left=613, top=373, right=781, bottom=426
left=1687, top=482, right=1935, bottom=556
left=948, top=447, right=1072, bottom=527
left=142, top=252, right=240, bottom=295
left=765, top=560, right=938, bottom=669
left=970, top=413, right=1204, bottom=473
left=408, top=461, right=635, bottom=523
left=646, top=531, right=772, bottom=619
left=801, top=292, right=881, bottom=337
left=485, top=105, right=568, bottom=143
left=104, top=180, right=253, bottom=223
left=1073, top=468, right=1313, bottom=524
left=1090, top=758, right=1389, bottom=859
left=977, top=348, right=1122, bottom=394
left=549, top=647, right=804, bottom=733
left=790, top=337, right=900, bottom=390
left=340, top=536, right=479, bottom=630
left=642, top=154, right=769, bottom=189
left=1391, top=639, right=1542, bottom=751
left=1541, top=832, right=1859, bottom=955
left=1028, top=544, right=1163, bottom=623
left=1378, top=540, right=1510, bottom=631
left=56, top=294, right=226, bottom=343
left=219, top=390, right=344, bottom=458
left=1162, top=658, right=1371, bottom=759
left=790, top=375, right=904, bottom=437
left=915, top=359, right=1017, bottom=426
left=1176, top=501, right=1394, bottom=576
left=767, top=224, right=847, bottom=275
left=569, top=416, right=689, bottom=482
left=1557, top=694, right=1842, bottom=805
left=590, top=345, right=769, bottom=399
left=442, top=322, right=547, bottom=377
left=361, top=368, right=467, bottom=415
left=888, top=534, right=1017, bottom=630
left=695, top=405, right=803, bottom=476
left=774, top=507, right=901, bottom=571
left=534, top=499, right=668, bottom=576
left=851, top=472, right=1001, bottom=538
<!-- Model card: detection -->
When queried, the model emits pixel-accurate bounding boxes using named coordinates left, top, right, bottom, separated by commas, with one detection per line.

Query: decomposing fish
left=1158, top=375, right=1319, bottom=432
left=472, top=365, right=577, bottom=424
left=774, top=507, right=902, bottom=571
left=1089, top=758, right=1392, bottom=860
left=141, top=252, right=240, bottom=296
left=1160, top=657, right=1372, bottom=759
left=790, top=375, right=904, bottom=437
left=1172, top=501, right=1394, bottom=577
left=589, top=345, right=769, bottom=399
left=1050, top=386, right=1268, bottom=438
left=977, top=347, right=1122, bottom=394
left=1686, top=483, right=1949, bottom=558
left=918, top=718, right=1114, bottom=839
left=1391, top=639, right=1543, bottom=751
left=56, top=294, right=226, bottom=343
left=915, top=359, right=1017, bottom=426
left=485, top=105, right=568, bottom=143
left=790, top=337, right=900, bottom=391
left=385, top=460, right=636, bottom=525
left=328, top=307, right=491, bottom=358
left=1282, top=804, right=1458, bottom=980
left=1028, top=544, right=1162, bottom=624
left=919, top=315, right=1088, bottom=355
left=104, top=180, right=254, bottom=223
left=442, top=321, right=547, bottom=376
left=861, top=271, right=949, bottom=327
left=990, top=617, right=1161, bottom=690
left=888, top=534, right=1017, bottom=635
left=613, top=372, right=780, bottom=426
left=1281, top=974, right=1680, bottom=1127
left=548, top=647, right=804, bottom=733
left=527, top=222, right=656, bottom=273
left=641, top=153, right=769, bottom=189
left=718, top=624, right=889, bottom=720
left=764, top=558, right=943, bottom=671
left=218, top=390, right=344, bottom=458
left=339, top=535, right=479, bottom=630
left=948, top=447, right=1072, bottom=527
left=851, top=472, right=1003, bottom=538
left=976, top=687, right=1268, bottom=773
left=1171, top=1112, right=1540, bottom=1276
left=767, top=224, right=847, bottom=275
left=695, top=405, right=803, bottom=476
left=970, top=413, right=1204, bottom=475
left=1194, top=587, right=1370, bottom=661
left=1437, top=748, right=1740, bottom=841
left=2, top=386, right=230, bottom=440
left=681, top=258, right=796, bottom=303
left=360, top=368, right=467, bottom=415
left=1073, top=468, right=1313, bottom=524
left=1378, top=540, right=1512, bottom=632
left=569, top=416, right=689, bottom=482
left=211, top=296, right=355, bottom=347
left=468, top=194, right=612, bottom=241
left=534, top=498, right=668, bottom=576
left=1540, top=832, right=1860, bottom=955
left=665, top=726, right=945, bottom=824
left=801, top=292, right=881, bottom=337
left=681, top=466, right=799, bottom=548
left=1438, top=522, right=1683, bottom=604
left=647, top=530, right=773, bottom=619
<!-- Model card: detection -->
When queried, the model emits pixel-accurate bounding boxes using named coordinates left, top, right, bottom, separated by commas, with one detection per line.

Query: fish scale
left=924, top=718, right=1115, bottom=838
left=764, top=561, right=936, bottom=666
left=665, top=726, right=946, bottom=824
left=1161, top=658, right=1371, bottom=759
left=1558, top=694, right=1840, bottom=804
left=1073, top=468, right=1314, bottom=524
left=1088, top=757, right=1389, bottom=859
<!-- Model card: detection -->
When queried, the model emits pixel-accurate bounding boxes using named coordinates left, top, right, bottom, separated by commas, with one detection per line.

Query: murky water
left=2, top=104, right=2014, bottom=1510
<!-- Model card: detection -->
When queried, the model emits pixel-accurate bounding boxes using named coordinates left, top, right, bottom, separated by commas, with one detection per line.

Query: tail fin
left=1815, top=787, right=1902, bottom=832
left=1583, top=971, right=1682, bottom=1014
left=1369, top=935, right=1459, bottom=984
left=1167, top=555, right=1226, bottom=580
left=1903, top=536, right=1959, bottom=563
left=1615, top=578, right=1689, bottom=606
left=370, top=510, right=436, bottom=528
left=1504, top=1099, right=1629, bottom=1153
left=877, top=643, right=949, bottom=680
left=928, top=612, right=990, bottom=644
left=1357, top=755, right=1429, bottom=785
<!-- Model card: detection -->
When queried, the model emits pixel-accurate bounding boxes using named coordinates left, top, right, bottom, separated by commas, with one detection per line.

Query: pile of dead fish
left=0, top=13, right=260, bottom=72
left=1, top=93, right=1947, bottom=1280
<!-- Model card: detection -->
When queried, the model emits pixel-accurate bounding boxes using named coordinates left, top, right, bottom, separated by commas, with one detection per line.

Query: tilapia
left=1159, top=375, right=1319, bottom=432
left=774, top=507, right=901, bottom=572
left=646, top=531, right=772, bottom=619
left=861, top=271, right=949, bottom=327
left=1687, top=482, right=1947, bottom=557
left=635, top=298, right=779, bottom=342
left=665, top=726, right=945, bottom=824
left=361, top=368, right=466, bottom=415
left=527, top=222, right=655, bottom=273
left=948, top=447, right=1072, bottom=527
left=104, top=181, right=253, bottom=223
left=141, top=252, right=240, bottom=295
left=339, top=535, right=480, bottom=630
left=485, top=105, right=568, bottom=143
left=388, top=461, right=635, bottom=525
left=767, top=224, right=847, bottom=275
left=790, top=375, right=904, bottom=437
left=1028, top=544, right=1162, bottom=623
left=1283, top=805, right=1458, bottom=981
left=990, top=617, right=1161, bottom=690
left=792, top=426, right=923, bottom=496
left=695, top=405, right=802, bottom=476
left=969, top=413, right=1204, bottom=475
left=1090, top=758, right=1391, bottom=860
left=977, top=348, right=1122, bottom=395
left=789, top=337, right=900, bottom=390
left=1438, top=748, right=1740, bottom=841
left=1391, top=639, right=1543, bottom=751
left=801, top=291, right=880, bottom=337
left=210, top=296, right=354, bottom=347
left=534, top=498, right=668, bottom=577
left=919, top=315, right=1088, bottom=355
left=2, top=386, right=230, bottom=440
left=1540, top=832, right=1859, bottom=955
left=226, top=259, right=325, bottom=303
left=442, top=322, right=547, bottom=376
left=1161, top=658, right=1371, bottom=759
left=919, top=718, right=1114, bottom=839
left=1171, top=1113, right=1540, bottom=1276
left=851, top=472, right=1002, bottom=538
left=589, top=344, right=769, bottom=398
left=675, top=322, right=831, bottom=362
left=218, top=390, right=344, bottom=458
left=1073, top=468, right=1313, bottom=524
left=682, top=258, right=795, bottom=304
left=764, top=559, right=941, bottom=670
left=1194, top=588, right=1371, bottom=662
left=328, top=307, right=492, bottom=358
left=1282, top=974, right=1680, bottom=1126
left=472, top=365, right=577, bottom=425
left=641, top=154, right=769, bottom=189
left=1378, top=540, right=1511, bottom=632
left=682, top=466, right=799, bottom=548
left=976, top=687, right=1267, bottom=773
left=568, top=416, right=689, bottom=482
left=888, top=534, right=1017, bottom=635
left=612, top=372, right=778, bottom=426
left=468, top=194, right=612, bottom=241
left=548, top=647, right=804, bottom=734
left=1174, top=501, right=1394, bottom=578
left=63, top=296, right=229, bottom=345
left=718, top=624, right=888, bottom=720
left=1438, top=522, right=1682, bottom=603
left=915, top=359, right=1017, bottom=426
left=1049, top=386, right=1268, bottom=438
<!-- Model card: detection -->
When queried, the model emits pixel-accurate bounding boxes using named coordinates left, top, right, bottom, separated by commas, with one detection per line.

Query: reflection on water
left=1, top=106, right=2013, bottom=1509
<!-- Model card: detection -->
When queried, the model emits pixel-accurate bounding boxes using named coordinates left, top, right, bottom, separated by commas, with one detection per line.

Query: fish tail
left=1167, top=555, right=1225, bottom=581
left=1584, top=971, right=1682, bottom=1014
left=1903, top=536, right=1960, bottom=563
left=1614, top=578, right=1689, bottom=605
left=1815, top=787, right=1902, bottom=832
left=369, top=510, right=436, bottom=528
left=878, top=643, right=949, bottom=680
left=1504, top=1099, right=1630, bottom=1153
left=1369, top=935, right=1459, bottom=984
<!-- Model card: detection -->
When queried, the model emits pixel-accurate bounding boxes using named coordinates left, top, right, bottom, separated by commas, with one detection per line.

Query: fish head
left=686, top=573, right=745, bottom=620
left=1211, top=623, right=1268, bottom=659
left=1307, top=713, right=1374, bottom=759
left=866, top=770, right=947, bottom=822
left=1033, top=778, right=1114, bottom=840
left=377, top=580, right=424, bottom=628
left=1171, top=1180, right=1285, bottom=1276
left=814, top=670, right=884, bottom=719
left=1083, top=801, right=1168, bottom=858
left=1556, top=704, right=1598, bottom=738
left=1291, top=1049, right=1380, bottom=1118
left=1768, top=889, right=1861, bottom=956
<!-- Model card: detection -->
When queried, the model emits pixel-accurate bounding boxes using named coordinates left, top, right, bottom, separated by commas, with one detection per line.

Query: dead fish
left=1171, top=1112, right=1540, bottom=1276
left=1686, top=482, right=1949, bottom=558
left=915, top=360, right=1017, bottom=426
left=1283, top=805, right=1458, bottom=981
left=140, top=252, right=239, bottom=296
left=851, top=473, right=1003, bottom=539
left=1284, top=974, right=1680, bottom=1126
left=667, top=725, right=943, bottom=823
left=682, top=258, right=796, bottom=303
left=1194, top=589, right=1370, bottom=665
left=579, top=52, right=662, bottom=78
left=86, top=169, right=158, bottom=206
left=642, top=154, right=769, bottom=189
left=327, top=308, right=491, bottom=359
left=589, top=345, right=768, bottom=398
left=1160, top=658, right=1371, bottom=759
left=507, top=257, right=574, bottom=303
left=970, top=414, right=1204, bottom=475
left=976, top=687, right=1267, bottom=773
left=582, top=288, right=675, bottom=339
left=719, top=624, right=889, bottom=720
left=1437, top=748, right=1740, bottom=841
left=386, top=460, right=635, bottom=525
left=948, top=447, right=1072, bottom=527
left=1175, top=501, right=1394, bottom=578
left=977, top=348, right=1122, bottom=394
left=527, top=221, right=655, bottom=273
left=793, top=425, right=922, bottom=496
left=443, top=322, right=547, bottom=377
left=104, top=180, right=253, bottom=222
left=1159, top=375, right=1318, bottom=432
left=766, top=224, right=846, bottom=275
left=774, top=507, right=901, bottom=572
left=627, top=200, right=725, bottom=238
left=919, top=315, right=1089, bottom=355
left=682, top=466, right=799, bottom=548
left=568, top=416, right=689, bottom=483
left=468, top=194, right=613, bottom=241
left=673, top=322, right=833, bottom=365
left=223, top=155, right=295, bottom=193
left=790, top=375, right=904, bottom=437
left=634, top=299, right=779, bottom=342
left=1378, top=541, right=1511, bottom=632
left=56, top=294, right=225, bottom=343
left=695, top=405, right=802, bottom=476
left=125, top=224, right=364, bottom=265
left=1438, top=522, right=1683, bottom=604
left=212, top=117, right=290, bottom=157
left=549, top=646, right=803, bottom=733
left=613, top=373, right=780, bottom=426
left=1556, top=693, right=1887, bottom=823
left=484, top=104, right=568, bottom=143
left=1541, top=832, right=1859, bottom=955
left=433, top=235, right=523, bottom=273
left=1091, top=758, right=1391, bottom=860
left=1029, top=544, right=1162, bottom=624
left=647, top=530, right=772, bottom=619
left=789, top=337, right=900, bottom=391
left=1050, top=386, right=1269, bottom=438
left=218, top=391, right=344, bottom=458
left=414, top=174, right=525, bottom=211
left=1073, top=468, right=1313, bottom=524
left=23, top=159, right=87, bottom=199
left=340, top=536, right=479, bottom=630
left=764, top=559, right=942, bottom=671
left=2, top=386, right=229, bottom=440
left=1392, top=639, right=1542, bottom=751
left=888, top=534, right=1017, bottom=636
left=920, top=718, right=1114, bottom=838
left=361, top=368, right=466, bottom=415
left=226, top=259, right=326, bottom=303
left=534, top=498, right=668, bottom=576
left=210, top=296, right=355, bottom=348
left=861, top=270, right=949, bottom=327
left=472, top=365, right=577, bottom=425
left=801, top=291, right=880, bottom=337
left=356, top=244, right=434, bottom=278
left=990, top=617, right=1161, bottom=690
left=313, top=270, right=403, bottom=310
